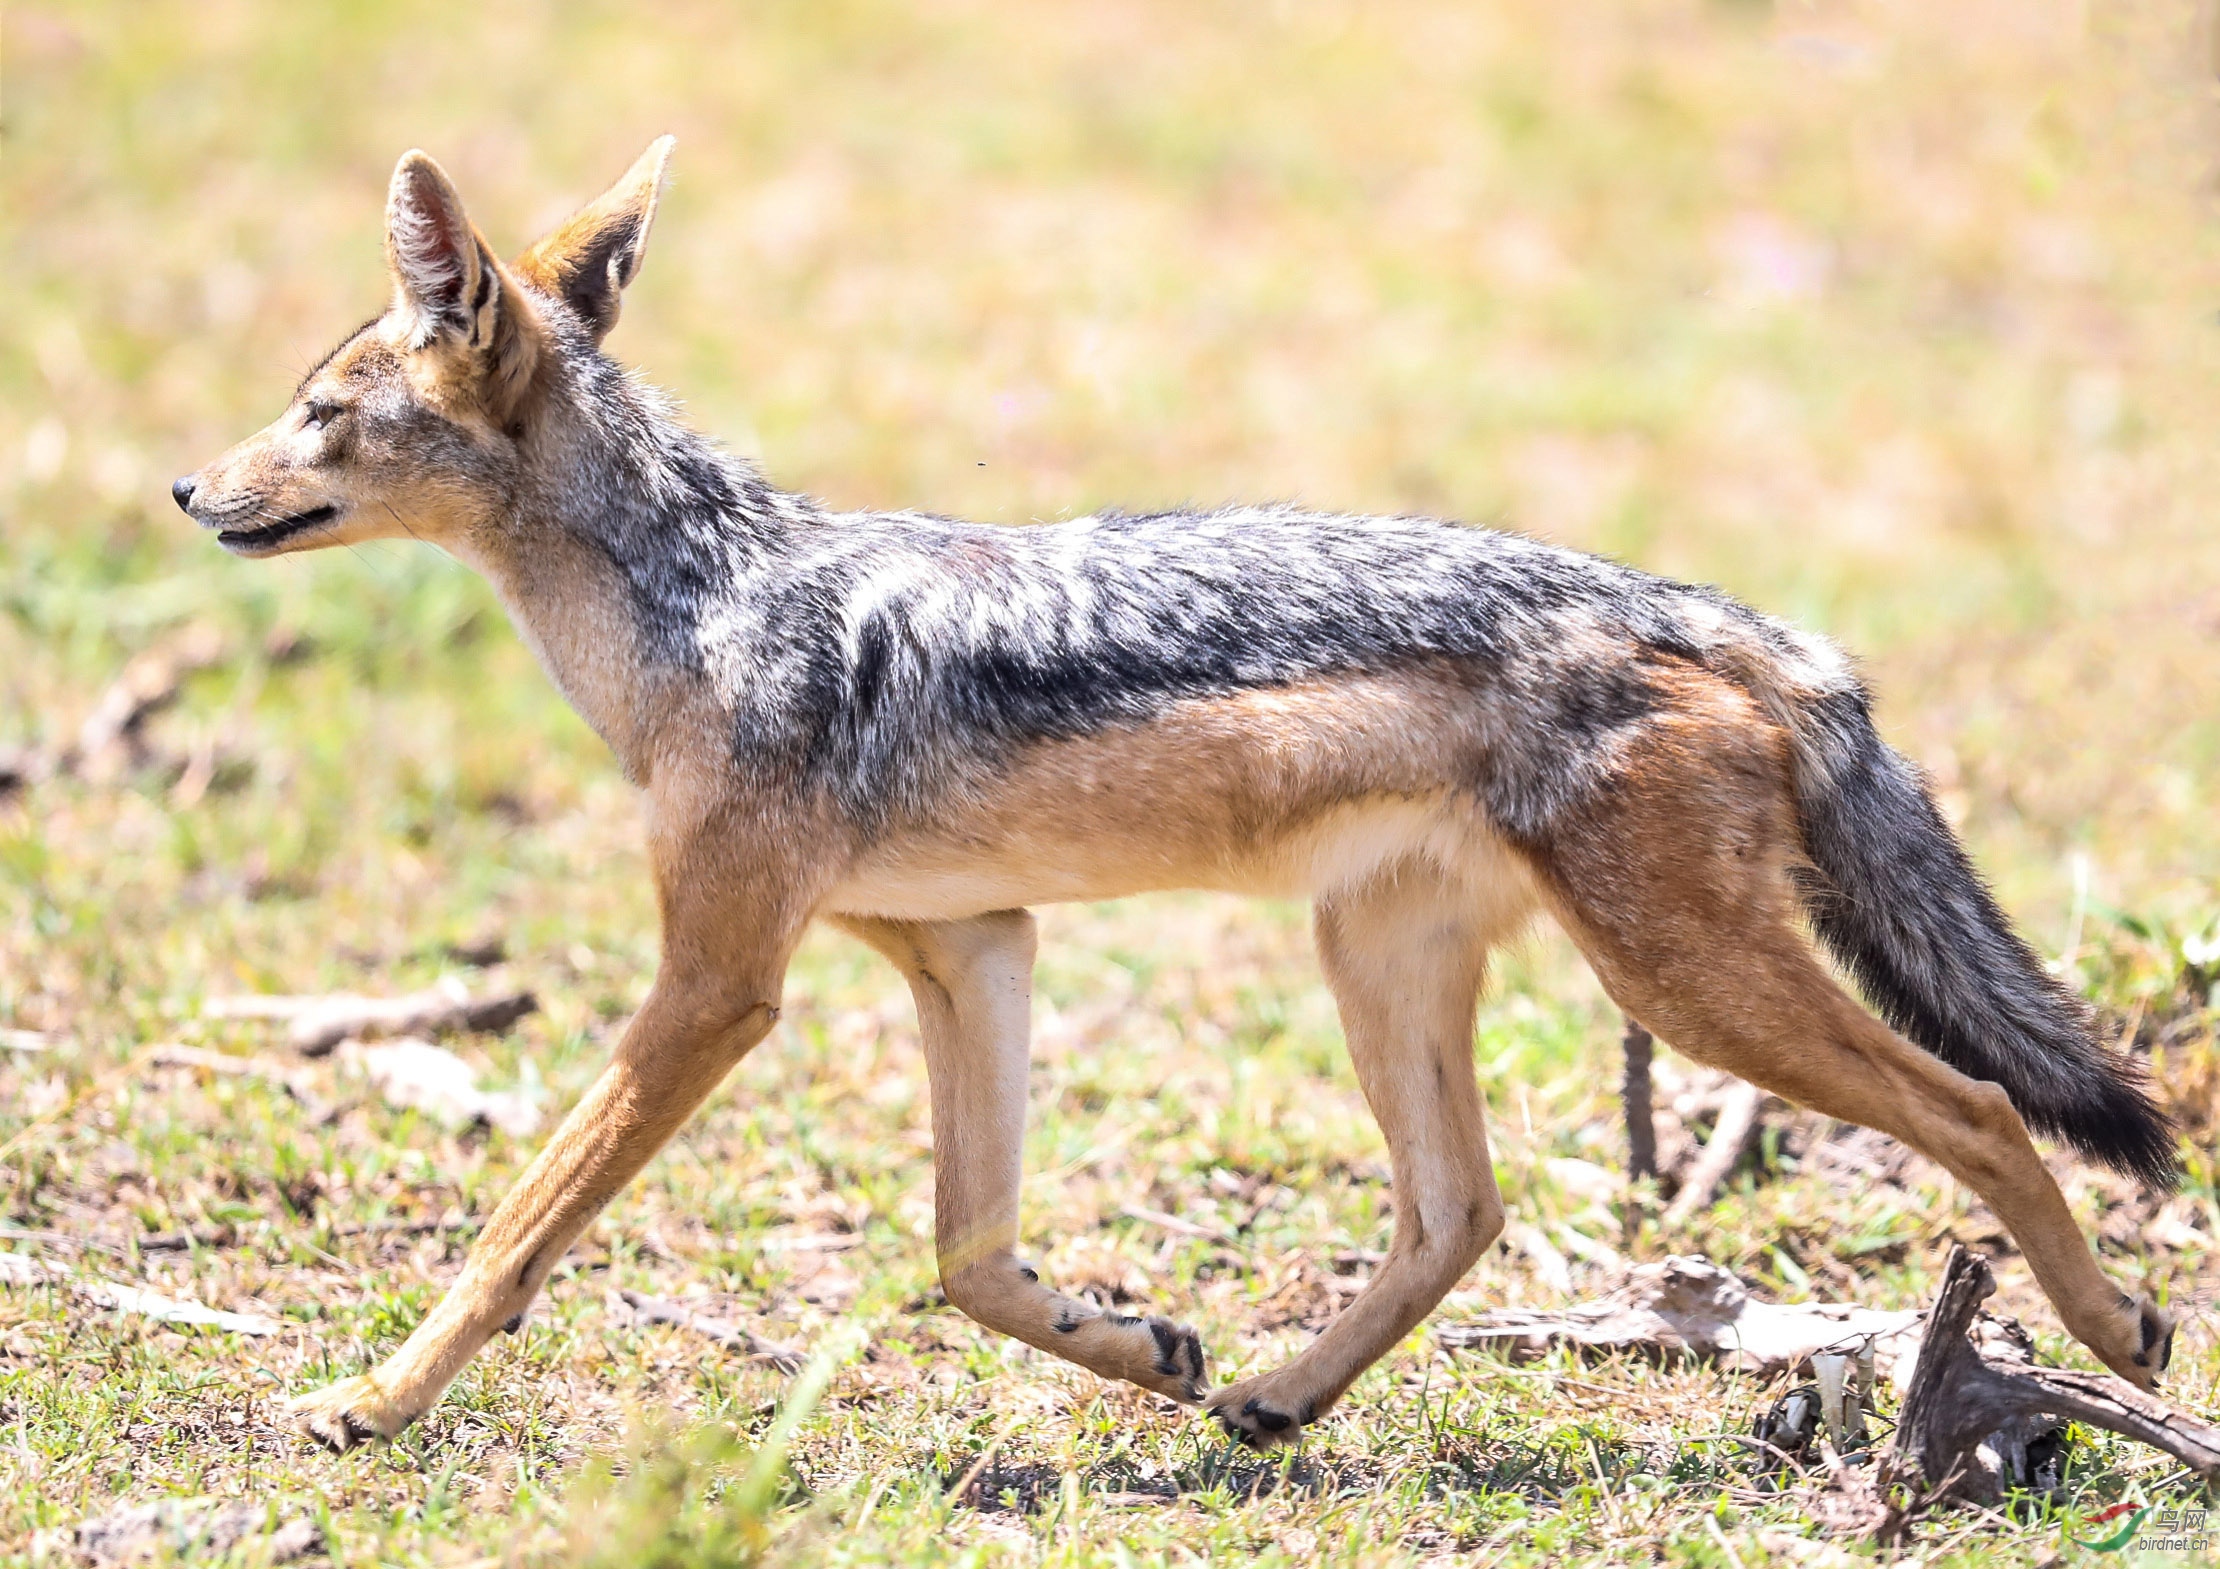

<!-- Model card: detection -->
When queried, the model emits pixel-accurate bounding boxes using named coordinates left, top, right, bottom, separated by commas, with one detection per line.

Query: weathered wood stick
left=1895, top=1245, right=2220, bottom=1501
left=1622, top=1017, right=1657, bottom=1183
left=1661, top=1080, right=1764, bottom=1226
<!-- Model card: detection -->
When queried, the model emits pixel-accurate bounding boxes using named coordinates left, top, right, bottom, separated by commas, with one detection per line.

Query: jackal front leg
left=288, top=972, right=783, bottom=1451
left=839, top=911, right=1208, bottom=1405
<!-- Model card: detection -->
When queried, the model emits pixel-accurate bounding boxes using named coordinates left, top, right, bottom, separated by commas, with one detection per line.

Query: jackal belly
left=819, top=672, right=1543, bottom=926
left=826, top=790, right=1537, bottom=914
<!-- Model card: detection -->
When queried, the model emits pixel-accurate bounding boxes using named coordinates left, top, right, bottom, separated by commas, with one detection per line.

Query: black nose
left=171, top=476, right=197, bottom=514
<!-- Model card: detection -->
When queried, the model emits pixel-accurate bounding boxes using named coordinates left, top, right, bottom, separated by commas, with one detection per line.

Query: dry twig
left=1661, top=1081, right=1767, bottom=1226
left=1119, top=1204, right=1241, bottom=1246
left=610, top=1288, right=804, bottom=1370
left=1622, top=1016, right=1656, bottom=1182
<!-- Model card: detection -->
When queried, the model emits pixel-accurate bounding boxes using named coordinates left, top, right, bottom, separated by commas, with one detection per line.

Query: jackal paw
left=1137, top=1315, right=1209, bottom=1404
left=288, top=1373, right=412, bottom=1452
left=1063, top=1309, right=1209, bottom=1403
left=2085, top=1289, right=2174, bottom=1390
left=1204, top=1376, right=1315, bottom=1449
left=2121, top=1292, right=2176, bottom=1389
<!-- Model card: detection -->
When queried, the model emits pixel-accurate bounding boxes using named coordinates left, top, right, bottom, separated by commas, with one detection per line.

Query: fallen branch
left=1118, top=1204, right=1241, bottom=1246
left=136, top=1226, right=240, bottom=1253
left=1438, top=1254, right=1918, bottom=1378
left=197, top=979, right=537, bottom=1056
left=325, top=1215, right=477, bottom=1241
left=0, top=1252, right=282, bottom=1335
left=753, top=1231, right=864, bottom=1253
left=612, top=1288, right=804, bottom=1370
left=1892, top=1245, right=2220, bottom=1502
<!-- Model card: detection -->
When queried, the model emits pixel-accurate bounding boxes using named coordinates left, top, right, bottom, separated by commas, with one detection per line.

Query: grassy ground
left=7, top=0, right=2220, bottom=1562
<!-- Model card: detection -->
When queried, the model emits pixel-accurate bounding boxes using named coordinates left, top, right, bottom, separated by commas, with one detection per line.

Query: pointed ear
left=514, top=136, right=675, bottom=342
left=387, top=150, right=490, bottom=345
left=385, top=150, right=539, bottom=415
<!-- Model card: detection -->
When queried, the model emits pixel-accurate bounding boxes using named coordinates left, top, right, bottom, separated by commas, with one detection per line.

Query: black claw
left=1143, top=1319, right=1209, bottom=1393
left=1149, top=1327, right=1177, bottom=1376
left=1147, top=1317, right=1190, bottom=1380
left=1243, top=1400, right=1291, bottom=1433
left=2136, top=1301, right=2174, bottom=1374
left=1213, top=1409, right=1263, bottom=1447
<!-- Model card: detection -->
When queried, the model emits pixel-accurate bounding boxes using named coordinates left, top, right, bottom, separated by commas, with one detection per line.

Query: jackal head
left=174, top=138, right=674, bottom=557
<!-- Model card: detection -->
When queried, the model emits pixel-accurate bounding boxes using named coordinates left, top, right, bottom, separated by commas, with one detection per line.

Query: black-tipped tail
left=1787, top=689, right=2177, bottom=1188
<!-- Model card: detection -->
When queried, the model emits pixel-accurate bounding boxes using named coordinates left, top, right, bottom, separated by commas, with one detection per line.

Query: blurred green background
left=6, top=2, right=2220, bottom=1562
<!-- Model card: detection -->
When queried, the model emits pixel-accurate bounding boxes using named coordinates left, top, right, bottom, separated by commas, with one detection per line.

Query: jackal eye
left=302, top=399, right=342, bottom=432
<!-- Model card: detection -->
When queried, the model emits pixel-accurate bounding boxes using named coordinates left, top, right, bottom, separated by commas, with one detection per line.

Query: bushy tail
left=1780, top=683, right=2177, bottom=1187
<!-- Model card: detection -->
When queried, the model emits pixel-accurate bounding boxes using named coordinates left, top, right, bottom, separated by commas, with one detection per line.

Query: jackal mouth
left=215, top=504, right=342, bottom=554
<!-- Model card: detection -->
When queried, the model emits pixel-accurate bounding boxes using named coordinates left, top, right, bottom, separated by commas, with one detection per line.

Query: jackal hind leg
left=1536, top=691, right=2172, bottom=1389
left=1206, top=862, right=1506, bottom=1447
left=839, top=911, right=1208, bottom=1404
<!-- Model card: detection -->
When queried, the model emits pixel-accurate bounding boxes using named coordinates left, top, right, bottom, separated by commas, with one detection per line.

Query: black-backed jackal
left=176, top=141, right=2178, bottom=1452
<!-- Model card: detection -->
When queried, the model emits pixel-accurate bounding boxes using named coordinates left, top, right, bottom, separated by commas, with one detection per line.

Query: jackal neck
left=457, top=360, right=810, bottom=781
